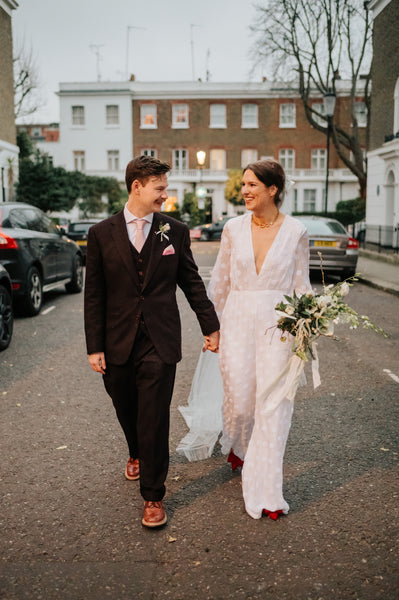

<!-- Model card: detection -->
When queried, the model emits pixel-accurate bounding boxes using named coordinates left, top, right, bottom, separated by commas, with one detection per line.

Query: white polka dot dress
left=208, top=213, right=311, bottom=519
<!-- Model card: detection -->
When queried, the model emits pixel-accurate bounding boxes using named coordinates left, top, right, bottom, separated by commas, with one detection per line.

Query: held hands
left=88, top=352, right=107, bottom=374
left=202, top=330, right=220, bottom=353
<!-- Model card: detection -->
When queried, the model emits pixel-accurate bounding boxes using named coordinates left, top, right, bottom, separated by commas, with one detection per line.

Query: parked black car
left=65, top=220, right=102, bottom=262
left=0, top=202, right=83, bottom=316
left=199, top=216, right=234, bottom=241
left=0, top=263, right=13, bottom=351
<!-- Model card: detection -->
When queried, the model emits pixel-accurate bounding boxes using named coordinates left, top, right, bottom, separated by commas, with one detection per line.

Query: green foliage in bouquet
left=274, top=264, right=387, bottom=361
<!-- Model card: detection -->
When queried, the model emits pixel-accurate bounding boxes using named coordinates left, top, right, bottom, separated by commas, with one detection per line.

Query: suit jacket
left=84, top=211, right=219, bottom=365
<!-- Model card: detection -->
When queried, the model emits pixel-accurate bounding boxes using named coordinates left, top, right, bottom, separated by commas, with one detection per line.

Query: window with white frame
left=106, top=105, right=119, bottom=125
left=172, top=149, right=188, bottom=170
left=140, top=104, right=157, bottom=128
left=241, top=149, right=258, bottom=167
left=279, top=148, right=295, bottom=170
left=172, top=104, right=189, bottom=128
left=73, top=151, right=85, bottom=171
left=210, top=104, right=226, bottom=128
left=293, top=189, right=298, bottom=212
left=311, top=148, right=326, bottom=170
left=210, top=149, right=226, bottom=170
left=72, top=106, right=85, bottom=126
left=303, top=189, right=316, bottom=212
left=107, top=150, right=119, bottom=171
left=241, top=104, right=258, bottom=128
left=354, top=102, right=367, bottom=127
left=311, top=102, right=325, bottom=126
left=141, top=149, right=158, bottom=158
left=279, top=103, right=296, bottom=127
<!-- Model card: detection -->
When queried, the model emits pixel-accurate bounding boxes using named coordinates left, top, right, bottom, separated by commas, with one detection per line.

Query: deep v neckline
left=249, top=214, right=287, bottom=276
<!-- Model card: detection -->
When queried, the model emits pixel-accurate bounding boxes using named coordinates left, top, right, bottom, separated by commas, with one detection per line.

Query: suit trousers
left=103, top=321, right=176, bottom=501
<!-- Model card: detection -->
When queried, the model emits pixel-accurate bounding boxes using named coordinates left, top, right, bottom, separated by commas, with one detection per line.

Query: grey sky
left=13, top=0, right=260, bottom=123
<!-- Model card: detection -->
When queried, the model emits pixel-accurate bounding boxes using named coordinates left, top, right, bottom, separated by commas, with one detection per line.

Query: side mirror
left=59, top=226, right=67, bottom=235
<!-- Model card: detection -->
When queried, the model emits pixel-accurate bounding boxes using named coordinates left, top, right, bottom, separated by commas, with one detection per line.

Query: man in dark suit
left=84, top=156, right=219, bottom=528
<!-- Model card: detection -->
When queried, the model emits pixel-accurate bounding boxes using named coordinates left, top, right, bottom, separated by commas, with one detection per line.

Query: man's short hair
left=125, top=155, right=171, bottom=193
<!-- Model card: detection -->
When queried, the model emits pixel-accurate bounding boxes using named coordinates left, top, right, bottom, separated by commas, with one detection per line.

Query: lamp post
left=323, top=88, right=336, bottom=215
left=196, top=150, right=206, bottom=210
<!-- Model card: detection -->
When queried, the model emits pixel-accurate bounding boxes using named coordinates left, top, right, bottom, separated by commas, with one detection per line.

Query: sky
left=12, top=0, right=262, bottom=124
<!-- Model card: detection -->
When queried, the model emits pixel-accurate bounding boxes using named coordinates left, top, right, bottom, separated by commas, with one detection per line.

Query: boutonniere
left=156, top=222, right=171, bottom=242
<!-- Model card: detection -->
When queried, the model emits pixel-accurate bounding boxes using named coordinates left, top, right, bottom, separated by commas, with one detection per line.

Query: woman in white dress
left=208, top=159, right=311, bottom=520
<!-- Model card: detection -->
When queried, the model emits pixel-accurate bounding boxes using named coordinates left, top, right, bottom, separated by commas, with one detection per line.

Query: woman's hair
left=243, top=159, right=286, bottom=207
left=125, top=155, right=171, bottom=193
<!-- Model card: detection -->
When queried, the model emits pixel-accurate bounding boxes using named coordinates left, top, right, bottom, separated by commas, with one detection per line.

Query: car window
left=21, top=208, right=47, bottom=232
left=39, top=212, right=59, bottom=234
left=7, top=209, right=30, bottom=230
left=69, top=223, right=93, bottom=234
left=300, top=219, right=347, bottom=236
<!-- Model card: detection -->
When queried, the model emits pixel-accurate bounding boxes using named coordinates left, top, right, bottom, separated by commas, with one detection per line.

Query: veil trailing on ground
left=176, top=350, right=224, bottom=462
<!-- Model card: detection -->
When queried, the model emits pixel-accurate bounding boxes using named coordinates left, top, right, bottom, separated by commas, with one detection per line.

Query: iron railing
left=355, top=224, right=399, bottom=254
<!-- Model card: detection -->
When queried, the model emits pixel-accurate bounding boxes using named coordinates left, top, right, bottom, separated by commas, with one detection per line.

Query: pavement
left=356, top=249, right=399, bottom=296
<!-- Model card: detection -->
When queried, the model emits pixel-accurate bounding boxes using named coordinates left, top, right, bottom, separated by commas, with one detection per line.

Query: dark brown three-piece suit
left=84, top=211, right=219, bottom=501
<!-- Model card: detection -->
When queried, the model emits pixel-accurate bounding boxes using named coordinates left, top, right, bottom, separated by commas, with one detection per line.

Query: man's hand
left=88, top=352, right=106, bottom=374
left=202, top=330, right=220, bottom=353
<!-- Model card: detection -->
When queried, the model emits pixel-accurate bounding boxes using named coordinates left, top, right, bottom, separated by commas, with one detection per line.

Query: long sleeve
left=292, top=229, right=312, bottom=296
left=208, top=223, right=232, bottom=318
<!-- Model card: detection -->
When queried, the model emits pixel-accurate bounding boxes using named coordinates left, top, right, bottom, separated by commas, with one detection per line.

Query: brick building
left=366, top=0, right=399, bottom=241
left=0, top=0, right=19, bottom=202
left=52, top=79, right=364, bottom=221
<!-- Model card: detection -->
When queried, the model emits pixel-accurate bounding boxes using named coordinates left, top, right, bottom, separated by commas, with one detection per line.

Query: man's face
left=133, top=175, right=168, bottom=214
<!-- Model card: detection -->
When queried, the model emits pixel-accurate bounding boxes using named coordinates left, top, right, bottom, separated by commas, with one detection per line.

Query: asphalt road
left=1, top=241, right=398, bottom=600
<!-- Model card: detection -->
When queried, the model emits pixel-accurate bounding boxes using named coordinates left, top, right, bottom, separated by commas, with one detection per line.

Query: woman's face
left=241, top=169, right=277, bottom=213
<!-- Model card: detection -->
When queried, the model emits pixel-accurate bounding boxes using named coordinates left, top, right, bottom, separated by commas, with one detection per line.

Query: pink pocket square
left=162, top=244, right=175, bottom=256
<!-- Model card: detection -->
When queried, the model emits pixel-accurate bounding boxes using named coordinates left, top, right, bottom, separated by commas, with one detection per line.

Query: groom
left=84, top=155, right=219, bottom=528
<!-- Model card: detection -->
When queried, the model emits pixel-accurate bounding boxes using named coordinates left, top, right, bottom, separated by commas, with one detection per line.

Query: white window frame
left=210, top=104, right=226, bottom=128
left=172, top=149, right=188, bottom=171
left=278, top=148, right=295, bottom=170
left=303, top=189, right=317, bottom=212
left=311, top=148, right=326, bottom=170
left=72, top=106, right=85, bottom=126
left=73, top=150, right=85, bottom=171
left=141, top=149, right=158, bottom=158
left=354, top=101, right=367, bottom=128
left=279, top=103, right=296, bottom=128
left=210, top=149, right=226, bottom=171
left=106, top=105, right=119, bottom=126
left=241, top=149, right=258, bottom=167
left=172, top=104, right=189, bottom=128
left=241, top=104, right=258, bottom=128
left=140, top=104, right=157, bottom=128
left=107, top=150, right=120, bottom=171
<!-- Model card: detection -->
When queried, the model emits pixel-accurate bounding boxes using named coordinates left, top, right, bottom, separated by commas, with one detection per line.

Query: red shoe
left=263, top=509, right=284, bottom=521
left=125, top=458, right=139, bottom=481
left=227, top=450, right=244, bottom=471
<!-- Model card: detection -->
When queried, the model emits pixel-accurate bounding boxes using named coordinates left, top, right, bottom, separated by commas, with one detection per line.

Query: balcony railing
left=169, top=167, right=355, bottom=181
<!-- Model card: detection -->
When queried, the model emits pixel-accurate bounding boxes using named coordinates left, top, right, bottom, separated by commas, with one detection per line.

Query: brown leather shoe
left=142, top=501, right=167, bottom=528
left=125, top=458, right=139, bottom=481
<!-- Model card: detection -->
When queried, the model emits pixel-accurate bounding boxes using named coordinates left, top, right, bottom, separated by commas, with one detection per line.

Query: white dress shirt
left=123, top=204, right=154, bottom=247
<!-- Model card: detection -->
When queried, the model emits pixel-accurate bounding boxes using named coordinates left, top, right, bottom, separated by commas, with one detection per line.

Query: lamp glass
left=323, top=92, right=336, bottom=118
left=196, top=150, right=206, bottom=166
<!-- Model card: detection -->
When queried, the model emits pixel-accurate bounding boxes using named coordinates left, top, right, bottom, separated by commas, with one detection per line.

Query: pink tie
left=135, top=219, right=146, bottom=252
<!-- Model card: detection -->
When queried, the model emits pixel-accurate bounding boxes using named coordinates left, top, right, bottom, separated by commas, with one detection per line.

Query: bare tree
left=251, top=0, right=372, bottom=198
left=13, top=41, right=44, bottom=120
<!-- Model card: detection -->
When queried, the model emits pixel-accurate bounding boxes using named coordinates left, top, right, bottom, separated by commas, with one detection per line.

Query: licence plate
left=312, top=240, right=336, bottom=247
left=76, top=240, right=87, bottom=246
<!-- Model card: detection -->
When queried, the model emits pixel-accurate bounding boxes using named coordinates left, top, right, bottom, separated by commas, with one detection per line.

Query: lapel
left=142, top=212, right=171, bottom=290
left=110, top=211, right=140, bottom=289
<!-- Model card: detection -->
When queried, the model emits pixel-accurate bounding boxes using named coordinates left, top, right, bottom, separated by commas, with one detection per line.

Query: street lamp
left=196, top=150, right=206, bottom=209
left=323, top=88, right=336, bottom=215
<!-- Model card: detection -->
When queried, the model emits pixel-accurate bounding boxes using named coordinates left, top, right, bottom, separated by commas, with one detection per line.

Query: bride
left=178, top=159, right=311, bottom=520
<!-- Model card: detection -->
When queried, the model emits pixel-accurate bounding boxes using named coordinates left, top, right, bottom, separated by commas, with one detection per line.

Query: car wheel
left=65, top=254, right=83, bottom=293
left=21, top=266, right=43, bottom=316
left=200, top=230, right=211, bottom=241
left=0, top=284, right=13, bottom=351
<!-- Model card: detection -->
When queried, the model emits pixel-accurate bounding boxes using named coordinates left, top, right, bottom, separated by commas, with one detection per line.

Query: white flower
left=285, top=306, right=295, bottom=315
left=156, top=222, right=171, bottom=241
left=317, top=295, right=330, bottom=308
left=340, top=282, right=350, bottom=297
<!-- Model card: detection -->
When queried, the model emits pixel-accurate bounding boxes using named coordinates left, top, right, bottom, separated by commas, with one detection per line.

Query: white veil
left=176, top=350, right=224, bottom=461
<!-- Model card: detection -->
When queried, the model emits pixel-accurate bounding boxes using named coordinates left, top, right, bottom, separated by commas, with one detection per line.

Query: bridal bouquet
left=275, top=273, right=387, bottom=362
